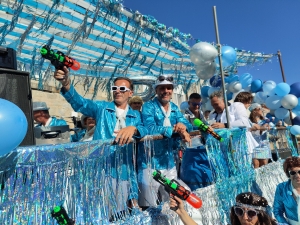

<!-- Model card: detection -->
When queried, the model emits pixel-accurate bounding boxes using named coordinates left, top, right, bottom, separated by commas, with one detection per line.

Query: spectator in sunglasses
left=54, top=67, right=148, bottom=215
left=129, top=96, right=143, bottom=111
left=274, top=156, right=300, bottom=224
left=169, top=192, right=276, bottom=225
left=230, top=192, right=276, bottom=225
left=183, top=93, right=205, bottom=126
left=139, top=75, right=192, bottom=208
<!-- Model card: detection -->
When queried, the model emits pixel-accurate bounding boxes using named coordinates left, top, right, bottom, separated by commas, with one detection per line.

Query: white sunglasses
left=111, top=86, right=131, bottom=92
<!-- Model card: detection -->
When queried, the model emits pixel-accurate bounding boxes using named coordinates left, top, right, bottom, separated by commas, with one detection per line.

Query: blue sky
left=124, top=0, right=299, bottom=85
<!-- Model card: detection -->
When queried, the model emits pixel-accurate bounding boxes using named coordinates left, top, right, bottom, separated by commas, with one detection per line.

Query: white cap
left=249, top=103, right=262, bottom=112
left=154, top=75, right=175, bottom=88
left=32, top=102, right=50, bottom=111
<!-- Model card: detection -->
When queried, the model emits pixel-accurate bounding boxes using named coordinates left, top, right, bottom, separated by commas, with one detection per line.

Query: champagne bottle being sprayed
left=152, top=170, right=202, bottom=209
left=193, top=118, right=224, bottom=142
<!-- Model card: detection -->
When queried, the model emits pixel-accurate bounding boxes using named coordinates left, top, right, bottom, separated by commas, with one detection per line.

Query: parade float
left=0, top=0, right=300, bottom=224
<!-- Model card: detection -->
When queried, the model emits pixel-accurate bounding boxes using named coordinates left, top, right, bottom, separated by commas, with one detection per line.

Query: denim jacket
left=273, top=180, right=298, bottom=224
left=140, top=97, right=192, bottom=170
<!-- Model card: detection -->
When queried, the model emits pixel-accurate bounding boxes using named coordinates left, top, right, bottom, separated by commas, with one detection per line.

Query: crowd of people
left=30, top=67, right=299, bottom=224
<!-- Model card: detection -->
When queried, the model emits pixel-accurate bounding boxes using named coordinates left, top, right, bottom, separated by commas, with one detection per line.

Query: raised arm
left=54, top=66, right=99, bottom=119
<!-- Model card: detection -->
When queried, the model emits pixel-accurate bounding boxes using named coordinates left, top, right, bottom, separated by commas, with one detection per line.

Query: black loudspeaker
left=0, top=68, right=35, bottom=146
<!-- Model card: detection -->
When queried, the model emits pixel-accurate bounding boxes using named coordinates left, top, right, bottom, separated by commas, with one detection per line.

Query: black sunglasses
left=289, top=170, right=300, bottom=176
left=158, top=75, right=174, bottom=82
left=234, top=206, right=258, bottom=219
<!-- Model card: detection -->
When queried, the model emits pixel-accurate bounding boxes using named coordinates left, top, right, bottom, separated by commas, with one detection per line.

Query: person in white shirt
left=209, top=90, right=259, bottom=154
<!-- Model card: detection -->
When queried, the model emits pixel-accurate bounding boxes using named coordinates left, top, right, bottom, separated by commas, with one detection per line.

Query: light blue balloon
left=180, top=101, right=189, bottom=111
left=207, top=86, right=220, bottom=97
left=215, top=46, right=237, bottom=68
left=274, top=82, right=291, bottom=97
left=201, top=86, right=210, bottom=98
left=263, top=80, right=276, bottom=96
left=265, top=95, right=282, bottom=110
left=254, top=91, right=268, bottom=104
left=239, top=73, right=253, bottom=88
left=292, top=104, right=300, bottom=116
left=0, top=98, right=28, bottom=156
left=274, top=108, right=289, bottom=120
left=225, top=74, right=239, bottom=83
left=290, top=125, right=300, bottom=136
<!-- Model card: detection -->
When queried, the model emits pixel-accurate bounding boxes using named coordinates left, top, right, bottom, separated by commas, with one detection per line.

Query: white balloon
left=265, top=95, right=282, bottom=110
left=228, top=81, right=242, bottom=93
left=190, top=42, right=218, bottom=64
left=262, top=80, right=276, bottom=96
left=281, top=94, right=299, bottom=109
left=195, top=62, right=216, bottom=80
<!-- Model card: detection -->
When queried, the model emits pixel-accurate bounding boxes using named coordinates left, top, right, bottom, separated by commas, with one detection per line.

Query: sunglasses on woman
left=234, top=206, right=258, bottom=219
left=111, top=86, right=131, bottom=92
left=289, top=170, right=300, bottom=176
left=158, top=75, right=174, bottom=82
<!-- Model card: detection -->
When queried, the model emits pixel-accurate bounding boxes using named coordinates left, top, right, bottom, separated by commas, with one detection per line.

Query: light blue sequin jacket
left=273, top=180, right=298, bottom=224
left=61, top=85, right=148, bottom=199
left=36, top=117, right=67, bottom=127
left=141, top=97, right=192, bottom=170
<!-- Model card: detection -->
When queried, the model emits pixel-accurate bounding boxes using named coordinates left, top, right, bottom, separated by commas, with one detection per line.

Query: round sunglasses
left=234, top=206, right=258, bottom=219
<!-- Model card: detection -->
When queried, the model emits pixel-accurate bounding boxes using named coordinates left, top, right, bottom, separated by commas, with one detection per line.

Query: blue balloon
left=225, top=74, right=239, bottom=83
left=210, top=76, right=222, bottom=87
left=227, top=92, right=233, bottom=101
left=274, top=108, right=289, bottom=120
left=201, top=86, right=210, bottom=98
left=290, top=82, right=300, bottom=98
left=274, top=83, right=291, bottom=97
left=239, top=73, right=253, bottom=88
left=251, top=79, right=263, bottom=93
left=290, top=125, right=300, bottom=135
left=215, top=46, right=237, bottom=68
left=293, top=116, right=300, bottom=126
left=0, top=98, right=28, bottom=156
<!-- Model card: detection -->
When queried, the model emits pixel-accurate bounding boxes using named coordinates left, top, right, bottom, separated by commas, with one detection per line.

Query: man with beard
left=138, top=75, right=192, bottom=208
left=54, top=66, right=147, bottom=217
